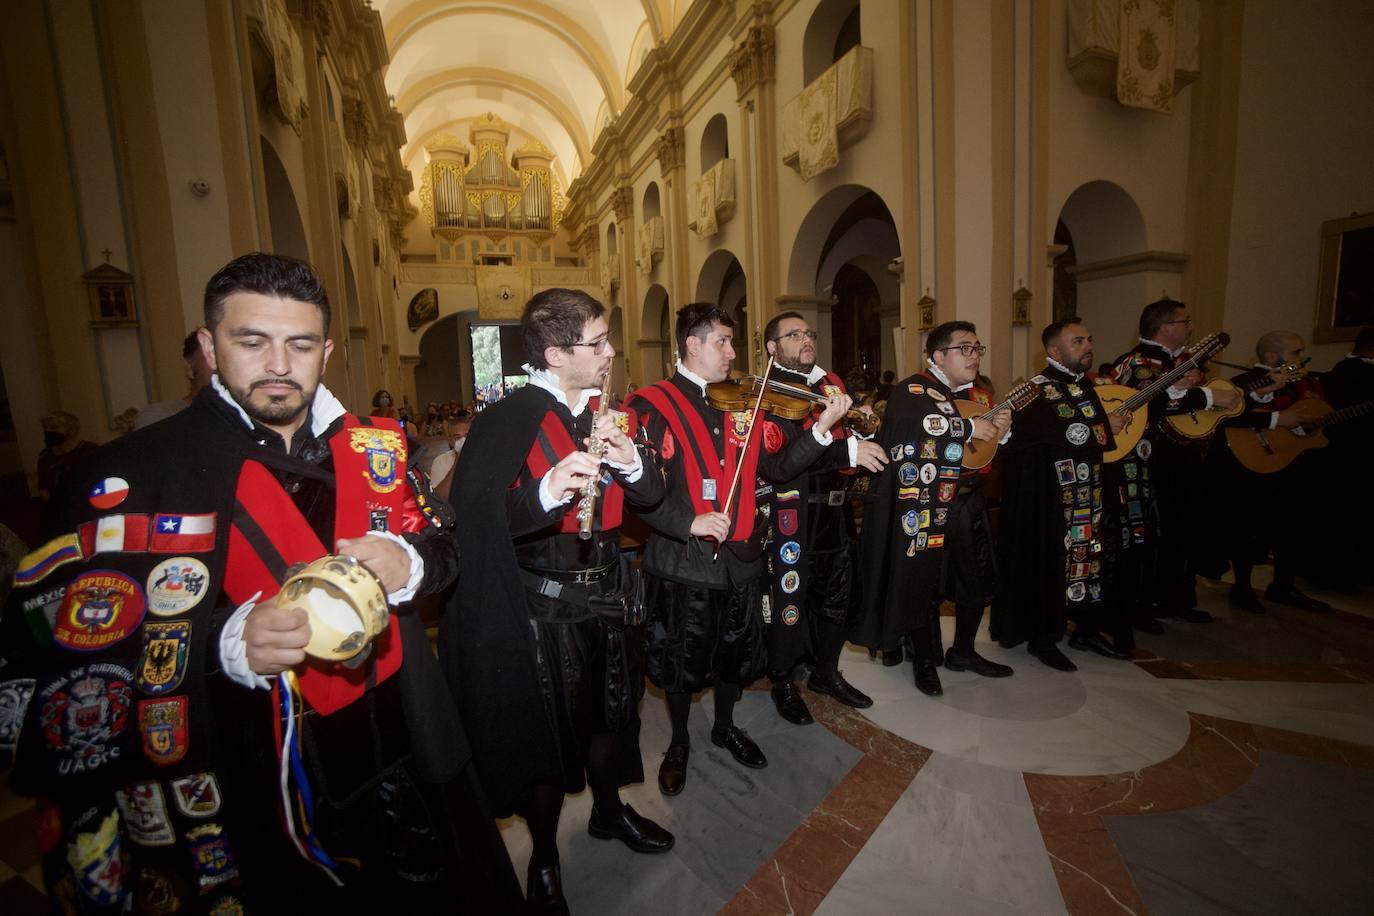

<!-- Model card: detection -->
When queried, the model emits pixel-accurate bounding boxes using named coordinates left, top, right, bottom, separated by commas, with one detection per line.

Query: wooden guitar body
left=1165, top=378, right=1244, bottom=439
left=956, top=400, right=995, bottom=468
left=1225, top=398, right=1332, bottom=474
left=1094, top=384, right=1146, bottom=462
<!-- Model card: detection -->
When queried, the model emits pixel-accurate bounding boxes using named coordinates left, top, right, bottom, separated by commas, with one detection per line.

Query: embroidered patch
left=1041, top=385, right=1062, bottom=400
left=779, top=541, right=801, bottom=565
left=1077, top=402, right=1097, bottom=418
left=1066, top=582, right=1087, bottom=601
left=780, top=570, right=801, bottom=594
left=1135, top=439, right=1153, bottom=460
left=938, top=466, right=961, bottom=479
left=135, top=867, right=187, bottom=916
left=139, top=696, right=188, bottom=766
left=916, top=532, right=929, bottom=550
left=919, top=463, right=938, bottom=485
left=728, top=411, right=752, bottom=444
left=937, top=482, right=956, bottom=503
left=146, top=558, right=210, bottom=616
left=1056, top=404, right=1075, bottom=419
left=927, top=534, right=945, bottom=549
left=934, top=508, right=949, bottom=526
left=1076, top=462, right=1090, bottom=482
left=186, top=823, right=238, bottom=892
left=918, top=509, right=931, bottom=529
left=889, top=444, right=904, bottom=461
left=898, top=486, right=921, bottom=500
left=904, top=443, right=916, bottom=457
left=53, top=571, right=146, bottom=652
left=908, top=384, right=925, bottom=395
left=88, top=478, right=130, bottom=510
left=15, top=534, right=84, bottom=587
left=776, top=509, right=798, bottom=536
left=1093, top=425, right=1108, bottom=446
left=901, top=510, right=920, bottom=536
left=1065, top=422, right=1090, bottom=446
left=776, top=488, right=800, bottom=502
left=906, top=540, right=916, bottom=557
left=928, top=389, right=948, bottom=402
left=170, top=773, right=222, bottom=818
left=208, top=895, right=246, bottom=916
left=68, top=808, right=125, bottom=905
left=781, top=605, right=800, bottom=626
left=1124, top=462, right=1138, bottom=480
left=919, top=439, right=938, bottom=459
left=116, top=782, right=175, bottom=846
left=0, top=678, right=36, bottom=750
left=898, top=462, right=919, bottom=486
left=138, top=622, right=190, bottom=696
left=922, top=414, right=949, bottom=436
left=944, top=442, right=963, bottom=463
left=350, top=428, right=405, bottom=494
left=949, top=418, right=965, bottom=437
left=37, top=662, right=133, bottom=776
left=936, top=401, right=956, bottom=416
left=1134, top=367, right=1152, bottom=381
left=149, top=513, right=217, bottom=554
left=1054, top=459, right=1076, bottom=484
left=1067, top=384, right=1084, bottom=397
left=1061, top=487, right=1074, bottom=505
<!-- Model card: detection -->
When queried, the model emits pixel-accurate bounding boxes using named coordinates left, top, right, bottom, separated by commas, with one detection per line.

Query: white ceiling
left=375, top=0, right=688, bottom=189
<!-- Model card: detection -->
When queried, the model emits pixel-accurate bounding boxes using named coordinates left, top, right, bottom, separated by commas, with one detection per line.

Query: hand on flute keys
left=588, top=411, right=634, bottom=465
left=546, top=450, right=604, bottom=502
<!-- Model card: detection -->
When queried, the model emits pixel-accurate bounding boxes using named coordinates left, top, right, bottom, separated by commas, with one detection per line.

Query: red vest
left=519, top=400, right=626, bottom=534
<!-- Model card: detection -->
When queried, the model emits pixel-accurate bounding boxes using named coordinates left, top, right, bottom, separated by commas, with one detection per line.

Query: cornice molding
left=1068, top=250, right=1188, bottom=282
left=656, top=126, right=685, bottom=173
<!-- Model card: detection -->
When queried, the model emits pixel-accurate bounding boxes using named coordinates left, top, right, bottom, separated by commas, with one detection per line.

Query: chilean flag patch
left=88, top=477, right=130, bottom=510
left=149, top=513, right=217, bottom=553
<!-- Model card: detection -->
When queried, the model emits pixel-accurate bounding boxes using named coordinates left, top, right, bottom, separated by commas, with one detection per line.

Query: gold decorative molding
left=656, top=127, right=686, bottom=173
left=611, top=184, right=635, bottom=224
left=728, top=24, right=775, bottom=99
left=917, top=290, right=936, bottom=330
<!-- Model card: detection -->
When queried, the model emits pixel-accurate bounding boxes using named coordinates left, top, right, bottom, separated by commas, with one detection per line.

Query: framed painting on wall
left=1313, top=211, right=1374, bottom=343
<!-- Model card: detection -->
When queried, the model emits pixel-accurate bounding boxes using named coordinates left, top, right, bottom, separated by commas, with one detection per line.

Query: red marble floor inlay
left=1135, top=659, right=1374, bottom=683
left=1024, top=713, right=1374, bottom=915
left=719, top=692, right=931, bottom=916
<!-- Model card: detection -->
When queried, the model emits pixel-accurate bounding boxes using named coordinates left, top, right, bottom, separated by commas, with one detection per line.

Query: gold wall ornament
left=84, top=261, right=138, bottom=327
left=729, top=24, right=776, bottom=99
left=1012, top=283, right=1033, bottom=326
left=656, top=127, right=685, bottom=173
left=611, top=184, right=635, bottom=223
left=917, top=290, right=936, bottom=330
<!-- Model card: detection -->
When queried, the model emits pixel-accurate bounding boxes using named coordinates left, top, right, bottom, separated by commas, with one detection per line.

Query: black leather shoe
left=711, top=726, right=767, bottom=769
left=658, top=745, right=689, bottom=796
left=1132, top=613, right=1165, bottom=634
left=1031, top=644, right=1078, bottom=672
left=770, top=680, right=814, bottom=725
left=944, top=649, right=1013, bottom=677
left=588, top=803, right=675, bottom=853
left=1229, top=585, right=1266, bottom=614
left=913, top=659, right=943, bottom=696
left=880, top=646, right=905, bottom=667
left=526, top=862, right=571, bottom=915
left=1068, top=632, right=1131, bottom=660
left=1264, top=585, right=1332, bottom=612
left=807, top=670, right=874, bottom=709
left=1157, top=606, right=1214, bottom=623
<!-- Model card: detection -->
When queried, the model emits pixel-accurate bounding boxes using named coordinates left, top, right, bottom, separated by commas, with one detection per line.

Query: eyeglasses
left=937, top=344, right=987, bottom=357
left=1164, top=318, right=1194, bottom=326
left=566, top=336, right=613, bottom=355
left=772, top=329, right=818, bottom=344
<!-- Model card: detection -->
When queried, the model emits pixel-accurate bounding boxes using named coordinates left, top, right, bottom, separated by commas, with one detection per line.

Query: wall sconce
left=917, top=289, right=935, bottom=330
left=1012, top=282, right=1032, bottom=326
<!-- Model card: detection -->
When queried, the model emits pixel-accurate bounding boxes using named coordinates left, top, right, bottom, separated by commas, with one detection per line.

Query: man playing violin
left=1200, top=330, right=1330, bottom=613
left=626, top=304, right=850, bottom=798
left=440, top=288, right=672, bottom=913
left=757, top=312, right=890, bottom=727
left=851, top=321, right=1010, bottom=697
left=1106, top=297, right=1240, bottom=631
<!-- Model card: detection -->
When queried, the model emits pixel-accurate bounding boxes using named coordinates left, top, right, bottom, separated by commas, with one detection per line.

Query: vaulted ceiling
left=376, top=0, right=687, bottom=191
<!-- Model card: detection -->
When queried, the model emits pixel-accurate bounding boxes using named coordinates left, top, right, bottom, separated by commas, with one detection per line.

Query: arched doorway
left=260, top=137, right=309, bottom=260
left=1055, top=180, right=1151, bottom=358
left=340, top=245, right=368, bottom=413
left=696, top=249, right=747, bottom=374
left=641, top=284, right=671, bottom=383
left=788, top=185, right=900, bottom=382
left=415, top=314, right=462, bottom=410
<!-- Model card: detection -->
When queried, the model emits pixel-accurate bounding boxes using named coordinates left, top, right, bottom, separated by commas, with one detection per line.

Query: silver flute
left=576, top=381, right=612, bottom=540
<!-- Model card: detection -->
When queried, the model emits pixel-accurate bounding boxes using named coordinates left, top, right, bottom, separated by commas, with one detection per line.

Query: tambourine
left=279, top=555, right=389, bottom=661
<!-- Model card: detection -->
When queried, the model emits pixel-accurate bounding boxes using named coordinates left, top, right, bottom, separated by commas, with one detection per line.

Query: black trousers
left=644, top=574, right=766, bottom=693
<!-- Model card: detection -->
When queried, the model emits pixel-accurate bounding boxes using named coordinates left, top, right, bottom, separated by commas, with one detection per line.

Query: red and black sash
left=633, top=380, right=760, bottom=541
left=520, top=399, right=626, bottom=534
left=222, top=415, right=408, bottom=716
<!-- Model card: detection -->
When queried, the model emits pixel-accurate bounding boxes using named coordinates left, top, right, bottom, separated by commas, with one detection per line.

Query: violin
left=706, top=375, right=880, bottom=435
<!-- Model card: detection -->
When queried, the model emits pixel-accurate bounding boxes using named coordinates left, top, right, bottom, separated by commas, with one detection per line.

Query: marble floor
left=2, top=569, right=1372, bottom=914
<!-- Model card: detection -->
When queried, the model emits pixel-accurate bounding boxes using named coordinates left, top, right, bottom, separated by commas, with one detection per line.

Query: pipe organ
left=418, top=112, right=564, bottom=263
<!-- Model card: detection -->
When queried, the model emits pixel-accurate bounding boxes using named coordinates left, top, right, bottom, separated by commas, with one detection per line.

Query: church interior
left=1, top=0, right=1372, bottom=912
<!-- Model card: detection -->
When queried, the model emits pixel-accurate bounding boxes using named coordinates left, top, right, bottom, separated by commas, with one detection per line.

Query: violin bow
left=714, top=354, right=776, bottom=561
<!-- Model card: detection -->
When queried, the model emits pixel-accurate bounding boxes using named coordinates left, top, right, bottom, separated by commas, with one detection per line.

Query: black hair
left=181, top=331, right=201, bottom=360
left=763, top=310, right=806, bottom=345
left=925, top=320, right=977, bottom=358
left=675, top=302, right=733, bottom=357
left=521, top=288, right=606, bottom=370
left=203, top=252, right=330, bottom=333
left=1139, top=296, right=1183, bottom=340
left=1042, top=316, right=1084, bottom=351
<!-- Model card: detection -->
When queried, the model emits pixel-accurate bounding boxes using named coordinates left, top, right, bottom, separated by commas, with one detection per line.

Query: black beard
left=777, top=354, right=815, bottom=374
left=227, top=379, right=313, bottom=427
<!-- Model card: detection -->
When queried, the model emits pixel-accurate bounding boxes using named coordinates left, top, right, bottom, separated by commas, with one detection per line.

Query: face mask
left=377, top=396, right=392, bottom=408
left=43, top=430, right=64, bottom=448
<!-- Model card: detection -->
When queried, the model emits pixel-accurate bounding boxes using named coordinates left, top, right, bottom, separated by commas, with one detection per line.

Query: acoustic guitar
left=1095, top=332, right=1231, bottom=462
left=957, top=380, right=1041, bottom=469
left=1225, top=398, right=1374, bottom=474
left=1165, top=361, right=1307, bottom=440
